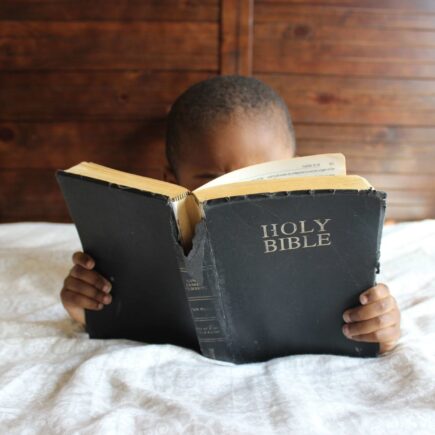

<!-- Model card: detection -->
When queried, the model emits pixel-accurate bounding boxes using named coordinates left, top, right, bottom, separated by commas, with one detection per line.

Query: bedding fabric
left=0, top=220, right=434, bottom=435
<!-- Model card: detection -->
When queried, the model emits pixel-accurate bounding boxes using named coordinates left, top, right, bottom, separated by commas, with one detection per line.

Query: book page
left=194, top=153, right=346, bottom=191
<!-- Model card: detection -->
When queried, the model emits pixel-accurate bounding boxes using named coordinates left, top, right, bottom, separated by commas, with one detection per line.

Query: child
left=60, top=76, right=401, bottom=354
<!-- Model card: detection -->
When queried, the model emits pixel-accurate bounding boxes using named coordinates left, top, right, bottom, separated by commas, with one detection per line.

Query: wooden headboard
left=1, top=0, right=434, bottom=222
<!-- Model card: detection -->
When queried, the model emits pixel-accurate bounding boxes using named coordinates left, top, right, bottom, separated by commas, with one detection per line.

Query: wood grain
left=256, top=0, right=435, bottom=11
left=255, top=29, right=435, bottom=79
left=0, top=0, right=219, bottom=22
left=0, top=21, right=218, bottom=70
left=256, top=4, right=435, bottom=29
left=257, top=74, right=435, bottom=126
left=0, top=71, right=213, bottom=120
left=220, top=0, right=254, bottom=75
left=0, top=121, right=166, bottom=169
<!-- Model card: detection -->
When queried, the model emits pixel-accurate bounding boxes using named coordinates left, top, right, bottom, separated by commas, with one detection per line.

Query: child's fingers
left=346, top=324, right=401, bottom=344
left=69, top=264, right=111, bottom=293
left=63, top=276, right=112, bottom=305
left=342, top=309, right=399, bottom=338
left=343, top=295, right=396, bottom=323
left=359, top=283, right=390, bottom=305
left=72, top=251, right=95, bottom=270
left=62, top=288, right=104, bottom=311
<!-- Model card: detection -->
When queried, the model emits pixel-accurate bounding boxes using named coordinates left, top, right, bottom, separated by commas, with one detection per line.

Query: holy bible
left=55, top=153, right=387, bottom=364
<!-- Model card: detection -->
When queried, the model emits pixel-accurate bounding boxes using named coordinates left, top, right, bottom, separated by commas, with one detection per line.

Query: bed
left=0, top=220, right=434, bottom=434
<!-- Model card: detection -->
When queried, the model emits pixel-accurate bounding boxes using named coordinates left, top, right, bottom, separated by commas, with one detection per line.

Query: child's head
left=165, top=75, right=296, bottom=190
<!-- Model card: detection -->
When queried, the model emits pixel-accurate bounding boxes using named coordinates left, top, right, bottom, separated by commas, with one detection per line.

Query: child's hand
left=342, top=283, right=401, bottom=354
left=60, top=251, right=112, bottom=325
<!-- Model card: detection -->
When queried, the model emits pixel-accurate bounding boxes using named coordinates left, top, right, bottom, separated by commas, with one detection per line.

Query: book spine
left=176, top=220, right=233, bottom=362
left=374, top=190, right=387, bottom=276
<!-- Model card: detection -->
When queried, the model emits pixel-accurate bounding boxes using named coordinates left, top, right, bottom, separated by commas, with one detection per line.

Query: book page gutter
left=195, top=153, right=346, bottom=191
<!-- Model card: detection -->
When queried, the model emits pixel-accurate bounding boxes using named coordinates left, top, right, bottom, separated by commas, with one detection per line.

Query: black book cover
left=56, top=171, right=199, bottom=352
left=56, top=169, right=386, bottom=364
left=187, top=189, right=386, bottom=363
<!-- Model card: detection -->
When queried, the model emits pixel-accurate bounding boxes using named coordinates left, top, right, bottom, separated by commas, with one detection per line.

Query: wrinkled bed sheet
left=0, top=221, right=434, bottom=434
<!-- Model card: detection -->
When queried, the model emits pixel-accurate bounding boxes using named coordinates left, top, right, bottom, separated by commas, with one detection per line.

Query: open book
left=56, top=153, right=386, bottom=363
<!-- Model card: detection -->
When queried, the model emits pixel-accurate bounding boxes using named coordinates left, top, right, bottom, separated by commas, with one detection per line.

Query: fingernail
left=86, top=260, right=94, bottom=268
left=103, top=295, right=112, bottom=304
left=342, top=325, right=351, bottom=337
left=97, top=303, right=103, bottom=309
left=343, top=312, right=352, bottom=323
left=103, top=283, right=111, bottom=293
left=360, top=295, right=368, bottom=304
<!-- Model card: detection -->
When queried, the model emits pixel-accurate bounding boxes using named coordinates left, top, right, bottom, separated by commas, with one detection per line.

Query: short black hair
left=165, top=75, right=295, bottom=175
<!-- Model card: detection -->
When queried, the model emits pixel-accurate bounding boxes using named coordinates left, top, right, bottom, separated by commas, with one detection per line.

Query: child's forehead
left=179, top=112, right=294, bottom=169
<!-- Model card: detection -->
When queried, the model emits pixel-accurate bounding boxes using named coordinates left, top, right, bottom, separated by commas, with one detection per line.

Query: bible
left=55, top=153, right=386, bottom=363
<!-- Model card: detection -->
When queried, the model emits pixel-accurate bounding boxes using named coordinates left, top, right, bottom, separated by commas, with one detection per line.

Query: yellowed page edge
left=194, top=175, right=373, bottom=202
left=65, top=161, right=189, bottom=199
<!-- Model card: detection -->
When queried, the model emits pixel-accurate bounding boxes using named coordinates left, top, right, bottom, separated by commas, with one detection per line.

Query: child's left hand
left=342, top=283, right=401, bottom=354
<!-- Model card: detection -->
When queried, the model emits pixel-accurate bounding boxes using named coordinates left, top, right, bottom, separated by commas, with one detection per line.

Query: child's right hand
left=60, top=251, right=112, bottom=325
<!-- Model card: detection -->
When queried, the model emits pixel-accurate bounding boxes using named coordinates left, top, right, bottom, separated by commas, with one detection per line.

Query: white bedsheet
left=0, top=221, right=434, bottom=434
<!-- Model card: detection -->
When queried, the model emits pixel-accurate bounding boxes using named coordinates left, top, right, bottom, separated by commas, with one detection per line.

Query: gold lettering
left=299, top=220, right=314, bottom=234
left=302, top=235, right=317, bottom=248
left=261, top=224, right=278, bottom=238
left=264, top=239, right=277, bottom=253
left=318, top=232, right=331, bottom=246
left=314, top=218, right=331, bottom=232
left=281, top=222, right=297, bottom=235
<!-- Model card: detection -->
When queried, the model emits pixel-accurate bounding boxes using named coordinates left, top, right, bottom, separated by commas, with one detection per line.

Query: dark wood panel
left=0, top=22, right=218, bottom=70
left=7, top=71, right=428, bottom=125
left=220, top=0, right=254, bottom=75
left=0, top=121, right=166, bottom=169
left=0, top=71, right=213, bottom=121
left=255, top=4, right=435, bottom=29
left=257, top=74, right=435, bottom=125
left=0, top=1, right=219, bottom=22
left=256, top=0, right=435, bottom=11
left=254, top=21, right=435, bottom=78
left=293, top=124, right=435, bottom=173
left=297, top=142, right=435, bottom=160
left=295, top=124, right=435, bottom=143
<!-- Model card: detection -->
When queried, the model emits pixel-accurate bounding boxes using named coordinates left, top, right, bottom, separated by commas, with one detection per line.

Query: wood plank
left=256, top=0, right=435, bottom=11
left=220, top=0, right=254, bottom=75
left=293, top=123, right=435, bottom=173
left=0, top=21, right=218, bottom=70
left=0, top=1, right=219, bottom=22
left=254, top=18, right=435, bottom=78
left=0, top=121, right=166, bottom=169
left=255, top=4, right=435, bottom=29
left=297, top=141, right=435, bottom=160
left=5, top=72, right=433, bottom=125
left=294, top=124, right=435, bottom=143
left=256, top=74, right=435, bottom=125
left=0, top=71, right=213, bottom=121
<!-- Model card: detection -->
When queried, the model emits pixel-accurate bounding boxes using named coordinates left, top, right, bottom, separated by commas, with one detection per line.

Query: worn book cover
left=56, top=153, right=386, bottom=363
